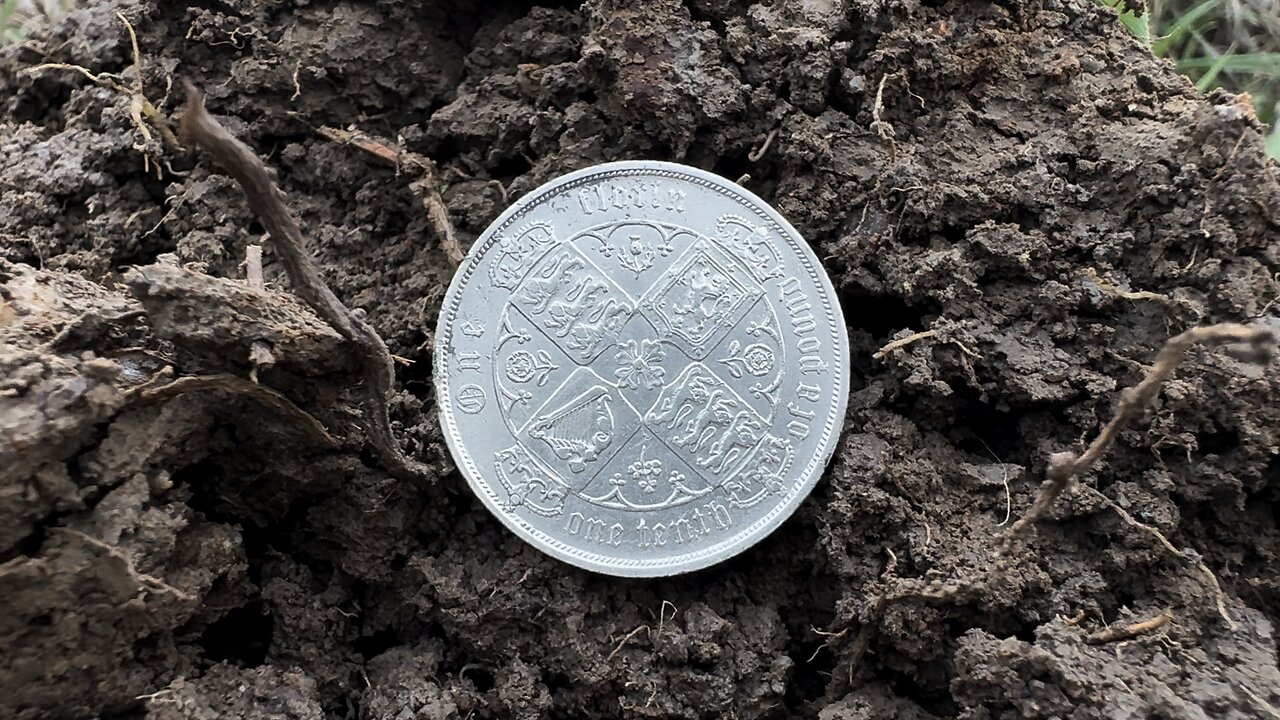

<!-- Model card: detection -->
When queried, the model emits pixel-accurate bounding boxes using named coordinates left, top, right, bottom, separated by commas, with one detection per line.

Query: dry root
left=996, top=323, right=1271, bottom=630
left=57, top=528, right=193, bottom=601
left=747, top=125, right=780, bottom=162
left=870, top=73, right=895, bottom=149
left=1005, top=323, right=1273, bottom=538
left=1085, top=609, right=1173, bottom=645
left=1083, top=267, right=1169, bottom=304
left=138, top=374, right=338, bottom=448
left=606, top=625, right=651, bottom=662
left=316, top=126, right=463, bottom=267
left=26, top=13, right=182, bottom=162
left=827, top=323, right=1272, bottom=693
left=872, top=328, right=937, bottom=360
left=1082, top=486, right=1237, bottom=630
left=179, top=83, right=431, bottom=483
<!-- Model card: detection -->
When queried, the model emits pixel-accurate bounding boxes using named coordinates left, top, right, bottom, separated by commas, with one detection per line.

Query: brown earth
left=3, top=0, right=1280, bottom=718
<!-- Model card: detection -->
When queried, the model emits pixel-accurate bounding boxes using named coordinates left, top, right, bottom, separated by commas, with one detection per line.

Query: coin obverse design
left=435, top=161, right=850, bottom=577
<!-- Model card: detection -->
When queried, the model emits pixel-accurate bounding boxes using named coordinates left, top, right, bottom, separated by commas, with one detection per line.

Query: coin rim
left=434, top=160, right=850, bottom=577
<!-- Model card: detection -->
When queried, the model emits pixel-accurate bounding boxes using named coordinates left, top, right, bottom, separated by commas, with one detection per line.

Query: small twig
left=181, top=85, right=428, bottom=482
left=140, top=374, right=338, bottom=448
left=316, top=126, right=402, bottom=165
left=606, top=625, right=650, bottom=662
left=412, top=175, right=465, bottom=266
left=1005, top=323, right=1273, bottom=539
left=317, top=125, right=463, bottom=266
left=243, top=244, right=277, bottom=381
left=58, top=528, right=193, bottom=601
left=244, top=244, right=267, bottom=286
left=872, top=328, right=937, bottom=360
left=1084, top=609, right=1172, bottom=645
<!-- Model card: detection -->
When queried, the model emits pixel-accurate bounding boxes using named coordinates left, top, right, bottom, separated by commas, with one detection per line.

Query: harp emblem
left=527, top=386, right=617, bottom=473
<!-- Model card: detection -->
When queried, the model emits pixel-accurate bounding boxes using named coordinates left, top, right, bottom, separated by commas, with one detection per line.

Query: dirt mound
left=2, top=0, right=1279, bottom=717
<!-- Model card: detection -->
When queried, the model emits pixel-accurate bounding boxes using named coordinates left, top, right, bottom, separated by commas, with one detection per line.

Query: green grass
left=2, top=0, right=76, bottom=46
left=1107, top=0, right=1280, bottom=158
left=2, top=0, right=24, bottom=45
left=1099, top=0, right=1155, bottom=43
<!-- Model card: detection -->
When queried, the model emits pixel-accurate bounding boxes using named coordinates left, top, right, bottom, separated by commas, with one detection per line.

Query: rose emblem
left=741, top=343, right=775, bottom=376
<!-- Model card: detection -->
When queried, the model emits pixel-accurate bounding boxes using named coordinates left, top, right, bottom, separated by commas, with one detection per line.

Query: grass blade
left=1177, top=52, right=1280, bottom=75
left=1151, top=0, right=1223, bottom=56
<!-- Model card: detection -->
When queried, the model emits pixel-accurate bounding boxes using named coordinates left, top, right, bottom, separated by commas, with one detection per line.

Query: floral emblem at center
left=613, top=338, right=666, bottom=389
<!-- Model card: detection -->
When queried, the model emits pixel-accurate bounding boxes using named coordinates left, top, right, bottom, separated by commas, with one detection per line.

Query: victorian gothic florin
left=436, top=162, right=849, bottom=577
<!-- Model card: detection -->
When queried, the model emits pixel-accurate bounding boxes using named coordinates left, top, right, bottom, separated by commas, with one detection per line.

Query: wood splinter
left=243, top=243, right=277, bottom=381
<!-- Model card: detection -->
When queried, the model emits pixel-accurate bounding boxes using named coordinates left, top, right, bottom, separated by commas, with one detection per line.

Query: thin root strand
left=181, top=84, right=430, bottom=483
left=1005, top=323, right=1273, bottom=540
left=606, top=625, right=650, bottom=662
left=139, top=373, right=338, bottom=448
left=873, top=328, right=937, bottom=360
left=317, top=125, right=463, bottom=267
left=58, top=528, right=194, bottom=601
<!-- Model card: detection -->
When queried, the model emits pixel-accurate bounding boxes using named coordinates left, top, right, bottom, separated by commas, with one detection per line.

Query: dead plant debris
left=1085, top=609, right=1173, bottom=645
left=179, top=83, right=430, bottom=482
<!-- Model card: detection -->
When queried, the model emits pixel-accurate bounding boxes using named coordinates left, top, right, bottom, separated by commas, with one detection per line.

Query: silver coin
left=434, top=161, right=849, bottom=577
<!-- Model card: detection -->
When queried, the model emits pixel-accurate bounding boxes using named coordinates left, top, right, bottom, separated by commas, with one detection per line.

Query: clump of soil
left=3, top=0, right=1280, bottom=718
